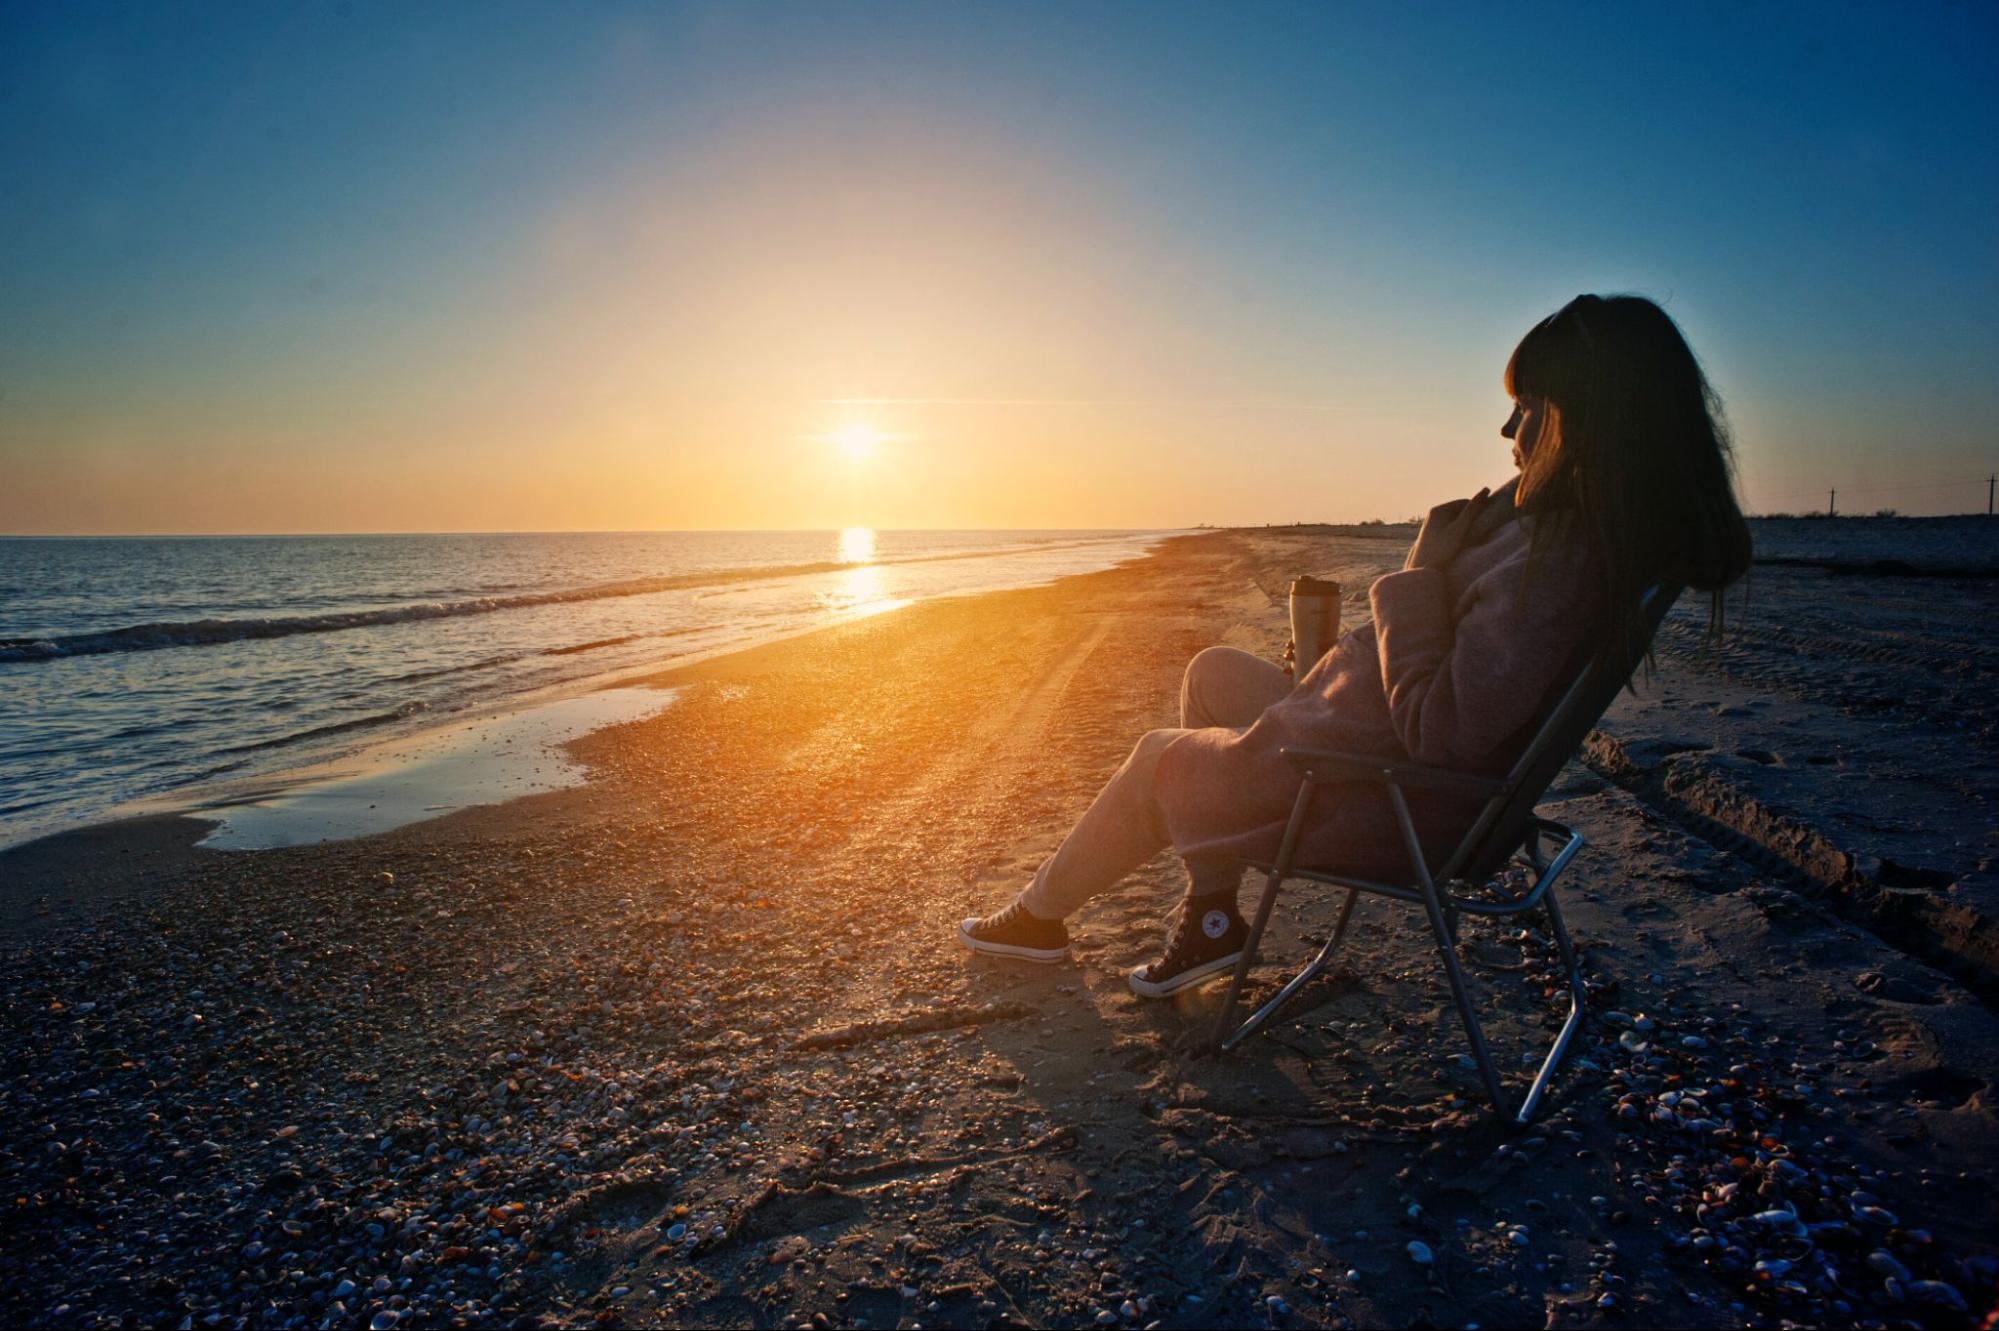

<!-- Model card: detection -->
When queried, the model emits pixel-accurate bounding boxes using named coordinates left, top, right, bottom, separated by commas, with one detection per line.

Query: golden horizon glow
left=0, top=114, right=1541, bottom=534
left=0, top=119, right=1599, bottom=534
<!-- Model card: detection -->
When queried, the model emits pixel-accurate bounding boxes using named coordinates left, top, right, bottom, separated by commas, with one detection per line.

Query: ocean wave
left=540, top=625, right=707, bottom=657
left=384, top=652, right=532, bottom=685
left=541, top=633, right=643, bottom=656
left=0, top=562, right=842, bottom=661
left=0, top=538, right=1142, bottom=663
left=214, top=699, right=433, bottom=756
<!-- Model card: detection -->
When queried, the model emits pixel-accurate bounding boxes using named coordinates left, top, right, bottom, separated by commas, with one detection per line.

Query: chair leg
left=1422, top=884, right=1509, bottom=1117
left=1218, top=888, right=1357, bottom=1052
left=1211, top=865, right=1285, bottom=1050
left=1386, top=788, right=1512, bottom=1120
left=1330, top=885, right=1360, bottom=950
left=1516, top=885, right=1587, bottom=1125
left=1210, top=781, right=1319, bottom=1051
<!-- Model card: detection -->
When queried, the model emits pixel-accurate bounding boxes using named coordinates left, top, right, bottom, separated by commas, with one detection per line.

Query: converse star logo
left=1201, top=910, right=1230, bottom=940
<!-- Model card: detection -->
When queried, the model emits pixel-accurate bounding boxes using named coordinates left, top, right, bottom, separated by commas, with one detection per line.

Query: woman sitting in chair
left=959, top=293, right=1752, bottom=996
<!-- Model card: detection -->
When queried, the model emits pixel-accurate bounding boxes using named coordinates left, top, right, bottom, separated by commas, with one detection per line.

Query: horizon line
left=823, top=396, right=1353, bottom=412
left=0, top=525, right=1195, bottom=540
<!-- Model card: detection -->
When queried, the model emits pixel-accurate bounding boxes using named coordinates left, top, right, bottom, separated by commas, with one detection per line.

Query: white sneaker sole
left=1128, top=950, right=1244, bottom=999
left=958, top=918, right=1069, bottom=963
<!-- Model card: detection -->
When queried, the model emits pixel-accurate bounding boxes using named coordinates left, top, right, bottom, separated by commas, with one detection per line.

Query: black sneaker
left=1129, top=895, right=1246, bottom=998
left=958, top=896, right=1070, bottom=963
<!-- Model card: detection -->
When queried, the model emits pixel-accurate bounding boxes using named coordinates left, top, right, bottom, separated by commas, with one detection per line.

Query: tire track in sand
left=825, top=612, right=1121, bottom=884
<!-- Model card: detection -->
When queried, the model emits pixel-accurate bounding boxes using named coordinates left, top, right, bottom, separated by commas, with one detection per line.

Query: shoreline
left=0, top=530, right=1177, bottom=858
left=3, top=526, right=1996, bottom=1329
left=0, top=533, right=1199, bottom=934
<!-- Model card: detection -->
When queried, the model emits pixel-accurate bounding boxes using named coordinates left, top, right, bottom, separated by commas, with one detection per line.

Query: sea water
left=0, top=529, right=1165, bottom=846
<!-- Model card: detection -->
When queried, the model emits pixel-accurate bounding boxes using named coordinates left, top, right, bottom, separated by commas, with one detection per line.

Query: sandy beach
left=5, top=523, right=1998, bottom=1330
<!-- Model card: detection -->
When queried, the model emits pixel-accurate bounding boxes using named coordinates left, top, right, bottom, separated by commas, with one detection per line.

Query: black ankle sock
left=1184, top=859, right=1244, bottom=911
left=1184, top=885, right=1239, bottom=917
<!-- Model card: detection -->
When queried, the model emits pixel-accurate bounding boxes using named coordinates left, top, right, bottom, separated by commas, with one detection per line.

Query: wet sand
left=3, top=522, right=1997, bottom=1329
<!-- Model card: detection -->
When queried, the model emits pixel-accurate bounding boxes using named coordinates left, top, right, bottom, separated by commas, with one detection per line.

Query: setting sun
left=827, top=423, right=887, bottom=461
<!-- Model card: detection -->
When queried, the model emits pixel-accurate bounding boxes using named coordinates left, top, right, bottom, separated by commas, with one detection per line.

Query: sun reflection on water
left=824, top=527, right=907, bottom=618
left=838, top=526, right=876, bottom=564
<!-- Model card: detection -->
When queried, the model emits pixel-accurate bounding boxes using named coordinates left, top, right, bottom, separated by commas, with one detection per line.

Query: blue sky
left=3, top=1, right=1995, bottom=531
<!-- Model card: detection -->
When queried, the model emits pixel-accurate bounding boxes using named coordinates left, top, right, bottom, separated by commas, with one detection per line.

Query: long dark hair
left=1505, top=293, right=1752, bottom=680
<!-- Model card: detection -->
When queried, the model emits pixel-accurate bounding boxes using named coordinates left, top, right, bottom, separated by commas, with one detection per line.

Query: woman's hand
left=1405, top=487, right=1492, bottom=571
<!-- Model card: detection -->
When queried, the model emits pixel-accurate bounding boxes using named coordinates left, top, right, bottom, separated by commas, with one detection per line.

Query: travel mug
left=1288, top=576, right=1342, bottom=680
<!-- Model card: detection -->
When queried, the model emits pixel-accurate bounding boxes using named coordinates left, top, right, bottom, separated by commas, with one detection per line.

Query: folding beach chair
left=1209, top=584, right=1683, bottom=1126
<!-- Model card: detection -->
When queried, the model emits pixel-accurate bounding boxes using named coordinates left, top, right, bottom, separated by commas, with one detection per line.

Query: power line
left=1755, top=475, right=1993, bottom=501
left=1748, top=469, right=1997, bottom=517
left=1760, top=477, right=1992, bottom=497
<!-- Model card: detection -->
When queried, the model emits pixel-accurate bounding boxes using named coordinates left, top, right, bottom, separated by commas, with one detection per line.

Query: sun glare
left=828, top=422, right=885, bottom=461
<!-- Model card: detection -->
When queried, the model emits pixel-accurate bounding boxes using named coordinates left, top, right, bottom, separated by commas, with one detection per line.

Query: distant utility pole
left=1828, top=488, right=1837, bottom=518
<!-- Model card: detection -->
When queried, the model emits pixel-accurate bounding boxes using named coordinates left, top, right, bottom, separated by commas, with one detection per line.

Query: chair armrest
left=1280, top=746, right=1507, bottom=798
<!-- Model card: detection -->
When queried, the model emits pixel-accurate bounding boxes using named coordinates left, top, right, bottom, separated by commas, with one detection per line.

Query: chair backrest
left=1443, top=582, right=1684, bottom=882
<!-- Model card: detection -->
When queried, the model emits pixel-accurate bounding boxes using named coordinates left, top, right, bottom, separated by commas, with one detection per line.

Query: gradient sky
left=3, top=1, right=1995, bottom=533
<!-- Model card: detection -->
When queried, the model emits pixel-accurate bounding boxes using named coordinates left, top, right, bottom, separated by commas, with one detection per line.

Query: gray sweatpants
left=1019, top=646, right=1292, bottom=920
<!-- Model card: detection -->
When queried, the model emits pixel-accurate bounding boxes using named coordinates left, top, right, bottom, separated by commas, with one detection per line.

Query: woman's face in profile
left=1502, top=394, right=1546, bottom=471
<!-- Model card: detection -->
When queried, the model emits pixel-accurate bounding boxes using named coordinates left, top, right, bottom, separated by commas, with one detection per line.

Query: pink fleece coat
left=1154, top=517, right=1604, bottom=879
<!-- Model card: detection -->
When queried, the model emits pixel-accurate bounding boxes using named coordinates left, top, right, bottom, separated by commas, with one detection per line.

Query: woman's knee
left=1088, top=729, right=1183, bottom=832
left=1181, top=646, right=1237, bottom=722
left=1182, top=646, right=1282, bottom=728
left=1118, top=728, right=1189, bottom=796
left=1182, top=645, right=1238, bottom=694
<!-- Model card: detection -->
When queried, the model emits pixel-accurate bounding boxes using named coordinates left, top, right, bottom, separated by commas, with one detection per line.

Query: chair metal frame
left=1208, top=584, right=1682, bottom=1126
